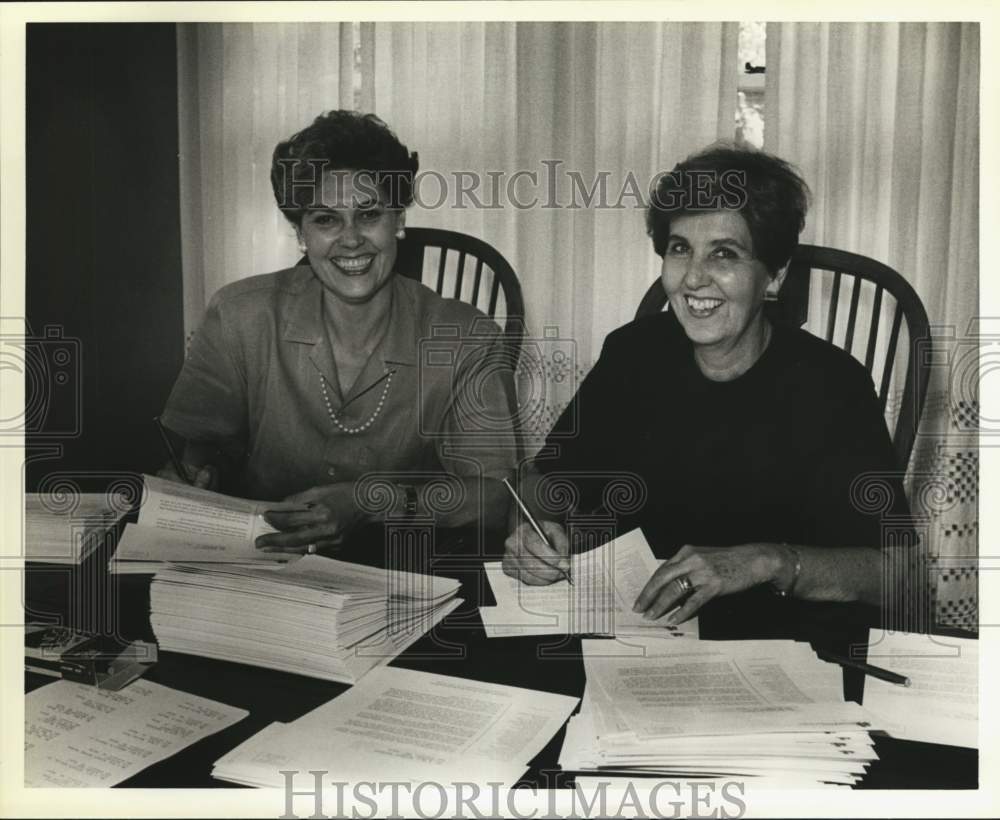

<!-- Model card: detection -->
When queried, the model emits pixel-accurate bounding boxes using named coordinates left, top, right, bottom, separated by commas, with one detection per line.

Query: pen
left=501, top=478, right=573, bottom=585
left=817, top=650, right=911, bottom=687
left=153, top=417, right=192, bottom=485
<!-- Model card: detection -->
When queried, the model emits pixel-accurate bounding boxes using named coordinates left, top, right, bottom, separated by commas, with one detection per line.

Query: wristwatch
left=772, top=544, right=801, bottom=598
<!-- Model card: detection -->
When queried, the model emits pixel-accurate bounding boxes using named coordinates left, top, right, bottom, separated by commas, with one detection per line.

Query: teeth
left=333, top=255, right=374, bottom=271
left=686, top=296, right=723, bottom=311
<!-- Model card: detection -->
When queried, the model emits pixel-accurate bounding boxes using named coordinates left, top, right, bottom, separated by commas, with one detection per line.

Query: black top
left=537, top=311, right=911, bottom=645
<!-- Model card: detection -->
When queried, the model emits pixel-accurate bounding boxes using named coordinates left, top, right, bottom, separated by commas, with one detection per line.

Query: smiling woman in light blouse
left=160, top=110, right=516, bottom=552
left=503, top=144, right=913, bottom=648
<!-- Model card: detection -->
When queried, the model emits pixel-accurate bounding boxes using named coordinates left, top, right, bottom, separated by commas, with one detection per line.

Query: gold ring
left=675, top=575, right=693, bottom=595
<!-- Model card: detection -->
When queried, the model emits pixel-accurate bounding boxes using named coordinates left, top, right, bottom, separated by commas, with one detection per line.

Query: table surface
left=23, top=529, right=978, bottom=791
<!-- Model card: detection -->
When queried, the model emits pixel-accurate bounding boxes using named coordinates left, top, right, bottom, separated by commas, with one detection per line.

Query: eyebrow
left=307, top=197, right=383, bottom=212
left=668, top=233, right=752, bottom=252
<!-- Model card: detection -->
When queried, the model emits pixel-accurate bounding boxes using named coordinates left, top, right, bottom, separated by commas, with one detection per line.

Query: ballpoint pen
left=501, top=478, right=573, bottom=585
left=153, top=417, right=192, bottom=485
left=817, top=649, right=911, bottom=687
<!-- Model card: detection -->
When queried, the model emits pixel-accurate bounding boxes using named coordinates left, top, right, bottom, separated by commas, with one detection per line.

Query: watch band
left=772, top=545, right=801, bottom=598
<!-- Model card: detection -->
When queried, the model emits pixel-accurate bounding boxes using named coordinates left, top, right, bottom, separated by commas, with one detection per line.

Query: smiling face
left=661, top=210, right=775, bottom=375
left=297, top=170, right=404, bottom=305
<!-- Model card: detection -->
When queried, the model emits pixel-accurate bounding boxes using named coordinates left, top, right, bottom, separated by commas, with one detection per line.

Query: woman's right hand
left=156, top=461, right=219, bottom=490
left=502, top=520, right=571, bottom=585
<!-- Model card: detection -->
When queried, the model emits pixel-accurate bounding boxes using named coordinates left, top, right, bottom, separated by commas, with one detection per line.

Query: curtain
left=176, top=23, right=354, bottom=343
left=177, top=22, right=738, bottom=438
left=367, top=22, right=738, bottom=439
left=765, top=22, right=980, bottom=630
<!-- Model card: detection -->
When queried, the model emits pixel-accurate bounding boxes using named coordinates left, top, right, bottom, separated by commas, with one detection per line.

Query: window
left=736, top=22, right=765, bottom=148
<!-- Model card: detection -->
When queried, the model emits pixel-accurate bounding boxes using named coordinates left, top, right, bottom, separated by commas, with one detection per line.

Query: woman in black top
left=503, top=145, right=911, bottom=642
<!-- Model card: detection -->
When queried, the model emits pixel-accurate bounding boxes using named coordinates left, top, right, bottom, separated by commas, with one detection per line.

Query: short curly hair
left=646, top=143, right=810, bottom=275
left=270, top=110, right=419, bottom=225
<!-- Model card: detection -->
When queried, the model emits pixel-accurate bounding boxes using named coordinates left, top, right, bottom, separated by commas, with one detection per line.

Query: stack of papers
left=212, top=666, right=579, bottom=786
left=111, top=474, right=294, bottom=573
left=150, top=555, right=463, bottom=684
left=559, top=637, right=881, bottom=788
left=25, top=491, right=128, bottom=564
left=861, top=629, right=978, bottom=748
left=481, top=529, right=697, bottom=638
left=26, top=679, right=246, bottom=786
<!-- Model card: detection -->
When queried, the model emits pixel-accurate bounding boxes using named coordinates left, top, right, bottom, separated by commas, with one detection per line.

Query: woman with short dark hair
left=504, top=144, right=911, bottom=646
left=160, top=111, right=516, bottom=552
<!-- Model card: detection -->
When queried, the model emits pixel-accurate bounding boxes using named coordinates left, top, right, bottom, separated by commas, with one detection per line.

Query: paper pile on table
left=559, top=637, right=880, bottom=788
left=25, top=491, right=128, bottom=564
left=150, top=555, right=462, bottom=684
left=481, top=529, right=697, bottom=639
left=111, top=474, right=294, bottom=574
left=861, top=629, right=978, bottom=749
left=212, top=666, right=579, bottom=787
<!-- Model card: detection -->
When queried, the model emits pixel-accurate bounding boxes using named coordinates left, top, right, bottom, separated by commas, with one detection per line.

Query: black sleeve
left=797, top=365, right=922, bottom=678
left=809, top=366, right=912, bottom=550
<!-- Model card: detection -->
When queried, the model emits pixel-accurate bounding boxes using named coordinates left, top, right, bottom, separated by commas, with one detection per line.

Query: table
left=24, top=528, right=978, bottom=790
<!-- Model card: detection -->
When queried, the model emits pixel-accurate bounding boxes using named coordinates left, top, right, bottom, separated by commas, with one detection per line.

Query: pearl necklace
left=319, top=369, right=394, bottom=434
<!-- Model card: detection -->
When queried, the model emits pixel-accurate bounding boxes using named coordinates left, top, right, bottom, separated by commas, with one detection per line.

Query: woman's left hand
left=632, top=543, right=778, bottom=624
left=255, top=483, right=361, bottom=554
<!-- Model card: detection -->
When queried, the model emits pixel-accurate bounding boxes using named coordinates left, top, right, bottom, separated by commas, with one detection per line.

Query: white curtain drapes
left=176, top=22, right=355, bottom=342
left=371, top=22, right=739, bottom=363
left=765, top=22, right=980, bottom=628
left=368, top=21, right=738, bottom=435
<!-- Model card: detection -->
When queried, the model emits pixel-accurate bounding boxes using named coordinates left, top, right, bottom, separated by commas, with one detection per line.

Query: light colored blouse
left=162, top=268, right=517, bottom=500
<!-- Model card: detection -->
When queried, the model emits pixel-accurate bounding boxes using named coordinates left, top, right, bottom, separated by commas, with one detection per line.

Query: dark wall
left=26, top=23, right=185, bottom=490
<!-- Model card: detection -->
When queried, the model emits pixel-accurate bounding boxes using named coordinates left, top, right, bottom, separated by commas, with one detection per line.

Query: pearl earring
left=395, top=228, right=406, bottom=239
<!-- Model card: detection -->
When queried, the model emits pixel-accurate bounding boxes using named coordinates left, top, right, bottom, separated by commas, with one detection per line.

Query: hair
left=646, top=143, right=810, bottom=275
left=270, top=110, right=419, bottom=225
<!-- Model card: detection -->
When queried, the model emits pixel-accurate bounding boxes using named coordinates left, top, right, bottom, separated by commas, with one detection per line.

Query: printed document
left=25, top=679, right=247, bottom=786
left=481, top=529, right=697, bottom=638
left=212, top=666, right=578, bottom=786
left=861, top=629, right=978, bottom=748
left=582, top=637, right=871, bottom=737
left=111, top=474, right=301, bottom=571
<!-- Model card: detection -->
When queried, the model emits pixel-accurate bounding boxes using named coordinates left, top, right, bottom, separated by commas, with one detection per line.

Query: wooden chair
left=298, top=227, right=525, bottom=367
left=634, top=244, right=932, bottom=471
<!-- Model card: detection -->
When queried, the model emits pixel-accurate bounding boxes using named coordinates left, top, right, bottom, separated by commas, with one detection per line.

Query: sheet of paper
left=251, top=553, right=462, bottom=600
left=298, top=666, right=579, bottom=764
left=112, top=522, right=290, bottom=566
left=212, top=722, right=527, bottom=787
left=572, top=775, right=852, bottom=790
left=25, top=491, right=128, bottom=563
left=479, top=606, right=566, bottom=636
left=582, top=638, right=870, bottom=737
left=861, top=630, right=978, bottom=748
left=152, top=553, right=460, bottom=602
left=112, top=559, right=286, bottom=575
left=25, top=679, right=247, bottom=787
left=139, top=473, right=283, bottom=548
left=483, top=529, right=697, bottom=638
left=564, top=639, right=876, bottom=788
left=212, top=667, right=577, bottom=786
